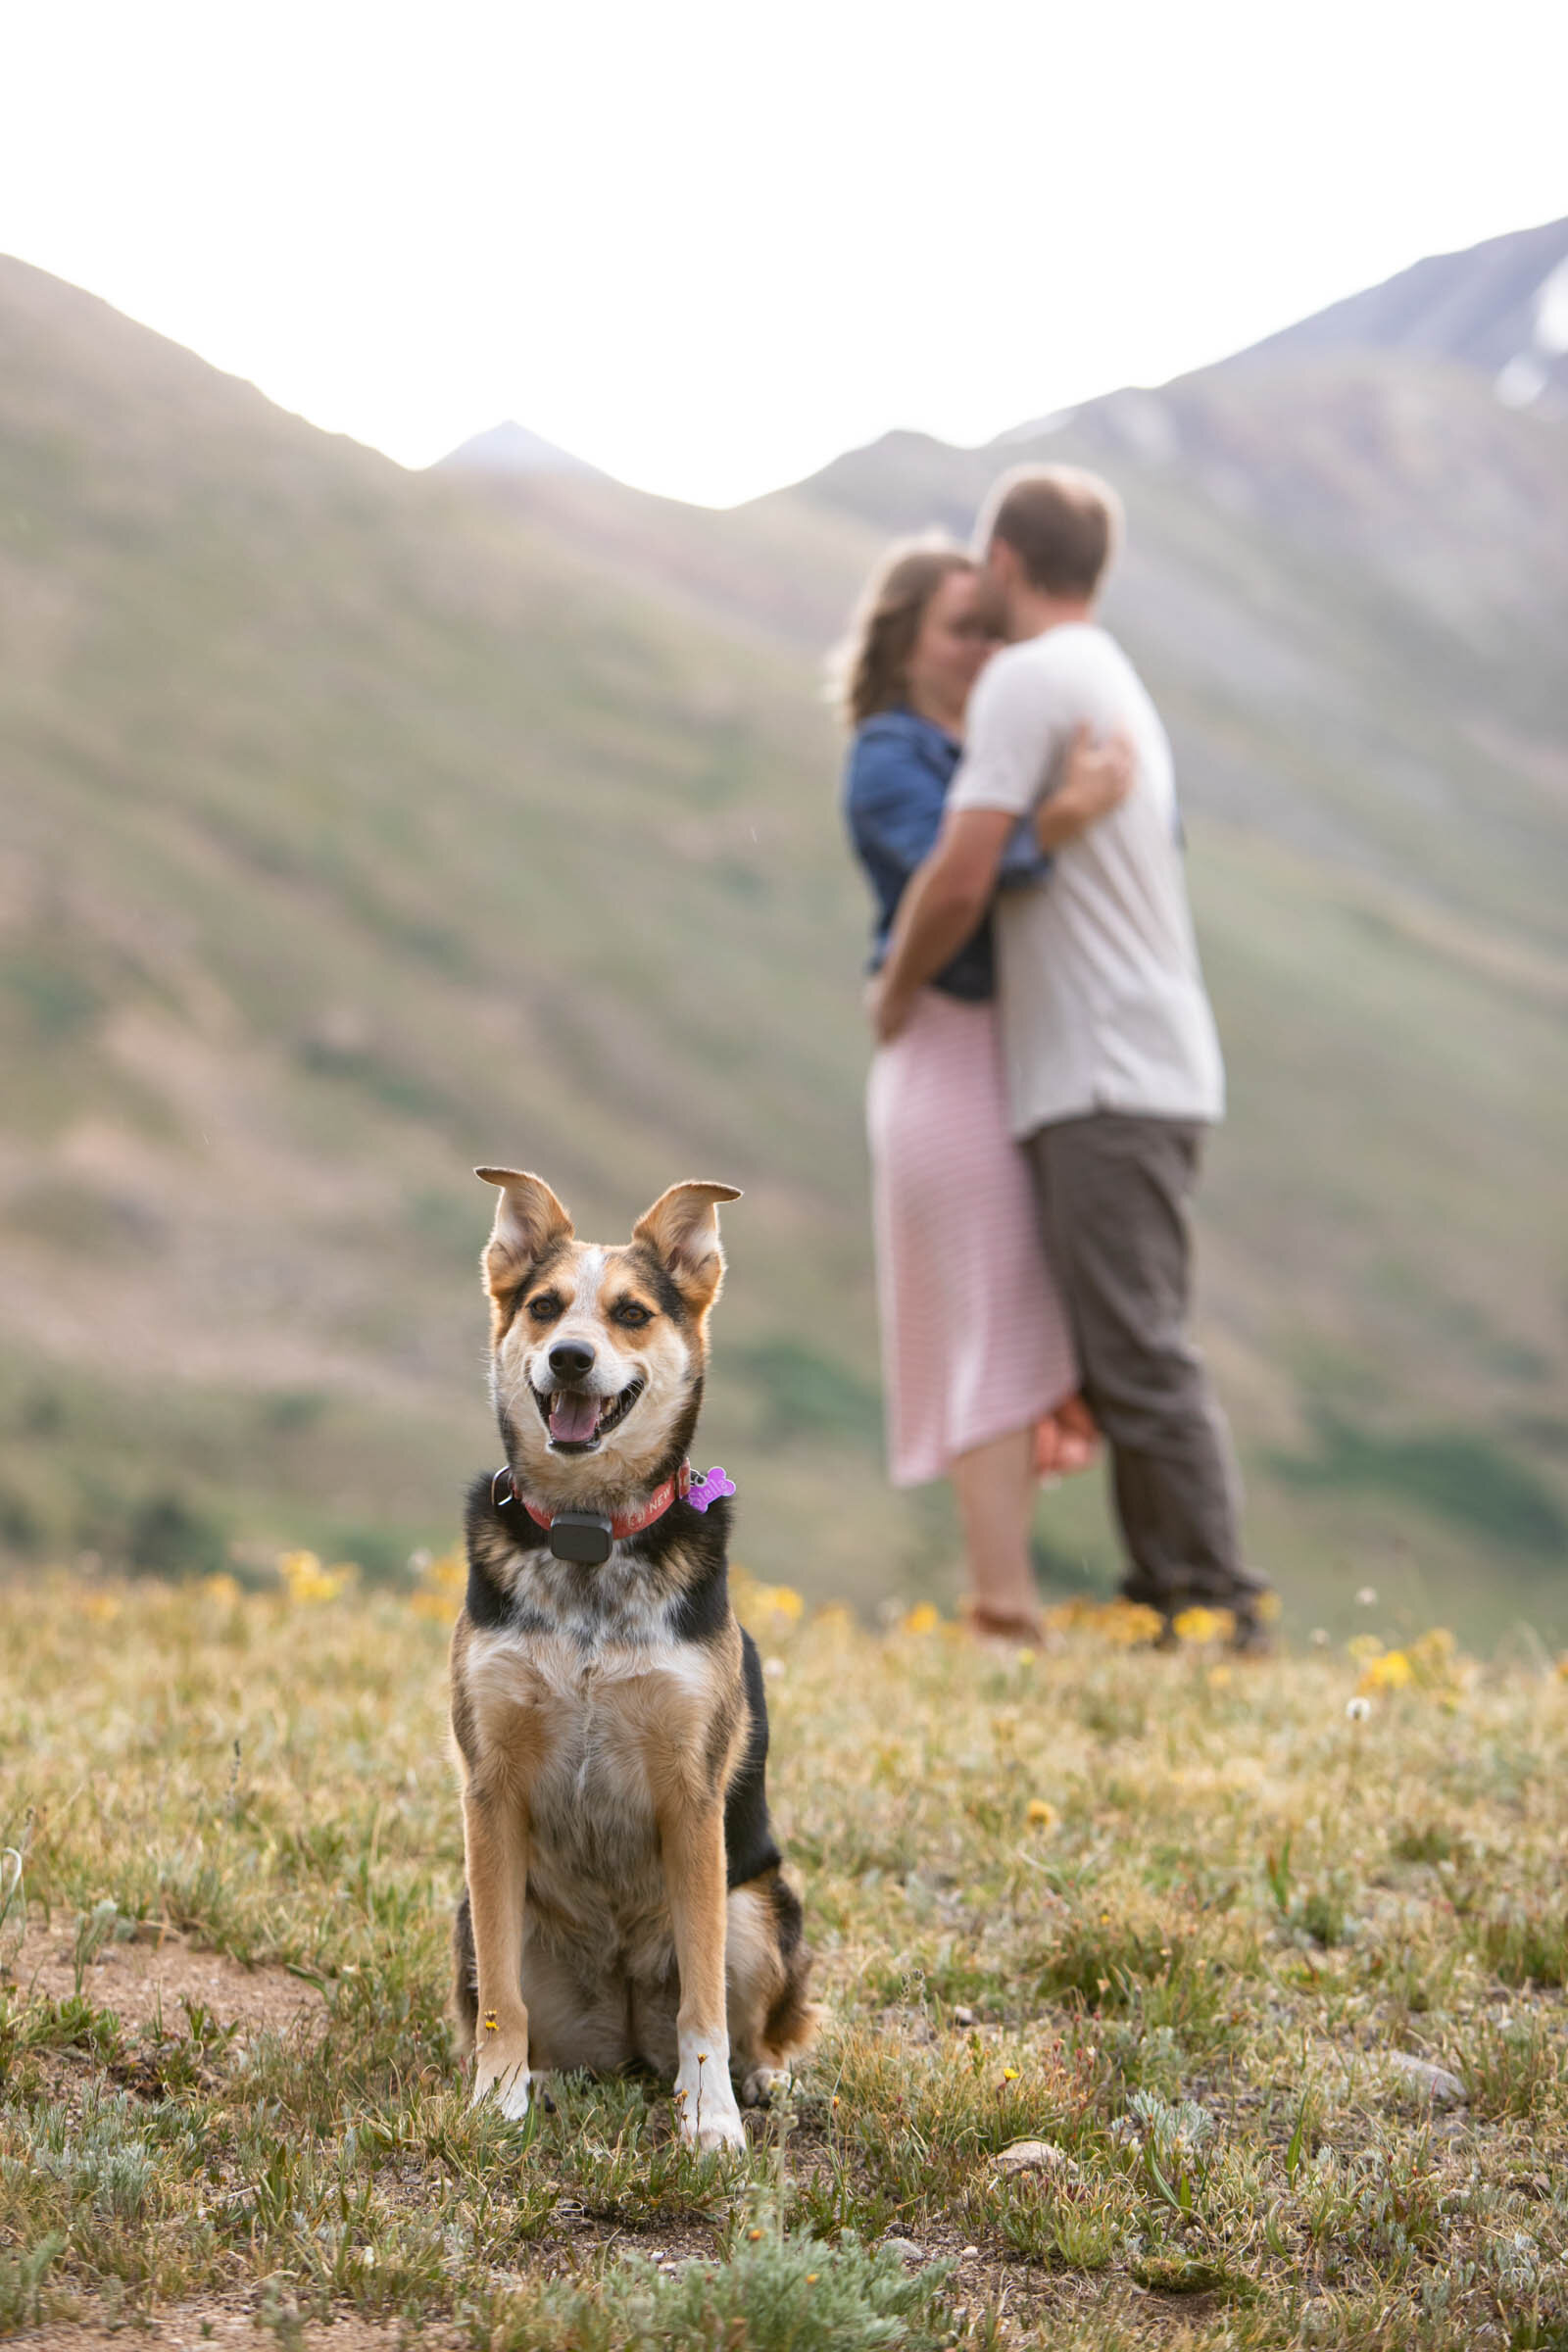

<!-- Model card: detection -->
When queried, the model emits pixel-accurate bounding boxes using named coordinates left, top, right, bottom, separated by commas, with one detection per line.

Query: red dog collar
left=491, top=1461, right=692, bottom=1563
left=518, top=1461, right=690, bottom=1541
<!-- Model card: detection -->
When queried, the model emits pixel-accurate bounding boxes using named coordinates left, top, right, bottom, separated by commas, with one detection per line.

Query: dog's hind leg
left=725, top=1871, right=816, bottom=2106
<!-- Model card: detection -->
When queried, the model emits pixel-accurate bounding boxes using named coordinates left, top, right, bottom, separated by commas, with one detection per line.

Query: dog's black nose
left=548, top=1340, right=596, bottom=1383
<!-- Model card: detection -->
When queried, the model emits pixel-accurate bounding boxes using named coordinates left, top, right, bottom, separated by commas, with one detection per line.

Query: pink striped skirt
left=867, top=987, right=1078, bottom=1488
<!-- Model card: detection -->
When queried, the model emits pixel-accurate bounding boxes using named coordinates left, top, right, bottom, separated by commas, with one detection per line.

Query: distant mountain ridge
left=1227, top=214, right=1568, bottom=416
left=437, top=215, right=1568, bottom=497
left=438, top=416, right=605, bottom=477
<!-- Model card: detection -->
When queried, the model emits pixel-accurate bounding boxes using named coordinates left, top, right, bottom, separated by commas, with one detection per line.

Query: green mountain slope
left=3, top=254, right=1566, bottom=1635
left=0, top=254, right=893, bottom=1592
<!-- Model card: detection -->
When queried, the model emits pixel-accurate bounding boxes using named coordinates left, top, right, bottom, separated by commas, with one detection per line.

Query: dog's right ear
left=475, top=1168, right=573, bottom=1308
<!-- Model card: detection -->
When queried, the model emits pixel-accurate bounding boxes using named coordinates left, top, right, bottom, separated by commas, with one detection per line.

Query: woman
left=837, top=538, right=1125, bottom=1640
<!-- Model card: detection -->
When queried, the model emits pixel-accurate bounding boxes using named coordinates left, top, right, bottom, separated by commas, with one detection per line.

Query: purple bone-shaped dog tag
left=686, top=1466, right=736, bottom=1513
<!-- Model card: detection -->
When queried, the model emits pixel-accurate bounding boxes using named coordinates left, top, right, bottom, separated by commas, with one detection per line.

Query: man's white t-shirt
left=947, top=622, right=1225, bottom=1140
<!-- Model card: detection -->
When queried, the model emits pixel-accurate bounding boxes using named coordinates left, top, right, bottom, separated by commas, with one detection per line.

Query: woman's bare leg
left=951, top=1426, right=1039, bottom=1628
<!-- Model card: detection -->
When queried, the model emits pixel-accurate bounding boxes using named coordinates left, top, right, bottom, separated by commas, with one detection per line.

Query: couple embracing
left=839, top=465, right=1272, bottom=1650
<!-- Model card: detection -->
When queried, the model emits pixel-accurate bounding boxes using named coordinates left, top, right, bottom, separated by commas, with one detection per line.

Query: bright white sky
left=5, top=0, right=1566, bottom=505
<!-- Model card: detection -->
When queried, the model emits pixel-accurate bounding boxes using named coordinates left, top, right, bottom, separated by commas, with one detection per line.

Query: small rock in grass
left=996, top=2137, right=1070, bottom=2175
left=953, top=2005, right=976, bottom=2028
left=881, top=2236, right=926, bottom=2266
left=1387, top=2050, right=1467, bottom=2105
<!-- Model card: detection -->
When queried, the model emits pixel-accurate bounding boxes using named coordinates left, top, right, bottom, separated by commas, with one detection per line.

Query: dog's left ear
left=632, top=1181, right=742, bottom=1317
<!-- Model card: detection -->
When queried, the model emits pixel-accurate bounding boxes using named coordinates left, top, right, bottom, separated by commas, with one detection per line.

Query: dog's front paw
left=674, top=2062, right=746, bottom=2154
left=471, top=2042, right=532, bottom=2122
left=687, top=2104, right=747, bottom=2154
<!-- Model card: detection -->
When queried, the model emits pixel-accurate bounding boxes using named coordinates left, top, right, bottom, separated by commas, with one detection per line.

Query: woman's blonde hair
left=829, top=535, right=975, bottom=730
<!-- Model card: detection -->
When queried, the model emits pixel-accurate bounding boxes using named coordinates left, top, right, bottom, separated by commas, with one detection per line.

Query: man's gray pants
left=1023, top=1112, right=1264, bottom=1619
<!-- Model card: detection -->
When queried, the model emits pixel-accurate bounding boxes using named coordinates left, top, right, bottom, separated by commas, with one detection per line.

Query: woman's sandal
left=961, top=1600, right=1047, bottom=1646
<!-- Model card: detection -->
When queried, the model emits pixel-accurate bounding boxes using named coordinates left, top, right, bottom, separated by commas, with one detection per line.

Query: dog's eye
left=526, top=1293, right=564, bottom=1323
left=612, top=1300, right=653, bottom=1329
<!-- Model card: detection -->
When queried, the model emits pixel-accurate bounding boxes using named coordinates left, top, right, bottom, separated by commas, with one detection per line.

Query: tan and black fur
left=449, top=1169, right=813, bottom=2148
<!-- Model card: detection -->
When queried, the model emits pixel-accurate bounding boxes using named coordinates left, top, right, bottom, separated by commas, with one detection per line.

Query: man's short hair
left=981, top=464, right=1124, bottom=598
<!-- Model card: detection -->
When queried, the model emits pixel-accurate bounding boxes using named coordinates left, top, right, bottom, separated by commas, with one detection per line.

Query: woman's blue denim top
left=842, top=707, right=1050, bottom=1003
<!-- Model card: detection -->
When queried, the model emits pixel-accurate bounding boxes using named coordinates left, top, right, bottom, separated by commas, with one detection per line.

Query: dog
left=448, top=1168, right=814, bottom=2150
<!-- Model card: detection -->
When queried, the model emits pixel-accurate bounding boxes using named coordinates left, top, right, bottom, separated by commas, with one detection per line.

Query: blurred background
left=2, top=3, right=1565, bottom=1642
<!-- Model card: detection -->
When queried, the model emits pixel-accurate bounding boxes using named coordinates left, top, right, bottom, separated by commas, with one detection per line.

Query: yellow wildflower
left=424, top=1550, right=466, bottom=1595
left=739, top=1580, right=805, bottom=1623
left=408, top=1548, right=466, bottom=1622
left=1046, top=1591, right=1158, bottom=1640
left=1026, top=1798, right=1059, bottom=1830
left=276, top=1549, right=355, bottom=1604
left=1173, top=1606, right=1235, bottom=1646
left=902, top=1601, right=941, bottom=1636
left=1099, top=1598, right=1165, bottom=1647
left=1408, top=1627, right=1459, bottom=1686
left=1359, top=1648, right=1412, bottom=1694
left=201, top=1573, right=242, bottom=1607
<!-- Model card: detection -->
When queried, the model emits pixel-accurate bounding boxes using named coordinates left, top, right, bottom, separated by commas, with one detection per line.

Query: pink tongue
left=549, top=1392, right=601, bottom=1444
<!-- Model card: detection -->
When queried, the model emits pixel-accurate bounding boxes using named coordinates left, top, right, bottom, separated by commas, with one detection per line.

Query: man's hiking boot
left=1229, top=1610, right=1275, bottom=1658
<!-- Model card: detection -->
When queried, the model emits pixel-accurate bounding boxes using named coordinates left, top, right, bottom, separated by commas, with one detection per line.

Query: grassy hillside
left=2, top=1570, right=1567, bottom=2346
left=0, top=255, right=896, bottom=1594
left=2, top=255, right=1566, bottom=1636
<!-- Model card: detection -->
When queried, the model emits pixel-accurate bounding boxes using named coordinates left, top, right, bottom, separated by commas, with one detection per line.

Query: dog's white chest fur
left=465, top=1612, right=709, bottom=1967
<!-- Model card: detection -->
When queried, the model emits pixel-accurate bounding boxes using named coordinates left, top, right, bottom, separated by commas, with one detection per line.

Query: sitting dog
left=449, top=1168, right=813, bottom=2149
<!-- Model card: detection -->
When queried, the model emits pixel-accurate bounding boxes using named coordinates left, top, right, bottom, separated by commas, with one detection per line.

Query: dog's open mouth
left=533, top=1379, right=645, bottom=1452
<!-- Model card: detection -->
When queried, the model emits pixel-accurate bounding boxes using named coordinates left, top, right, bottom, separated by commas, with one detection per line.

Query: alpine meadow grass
left=0, top=1560, right=1565, bottom=2348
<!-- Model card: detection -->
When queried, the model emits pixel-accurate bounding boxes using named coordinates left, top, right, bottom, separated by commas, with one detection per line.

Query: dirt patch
left=1, top=1921, right=324, bottom=2040
left=10, top=2305, right=461, bottom=2352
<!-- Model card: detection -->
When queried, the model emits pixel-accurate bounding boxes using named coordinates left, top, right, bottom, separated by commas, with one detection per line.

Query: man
left=871, top=464, right=1271, bottom=1647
